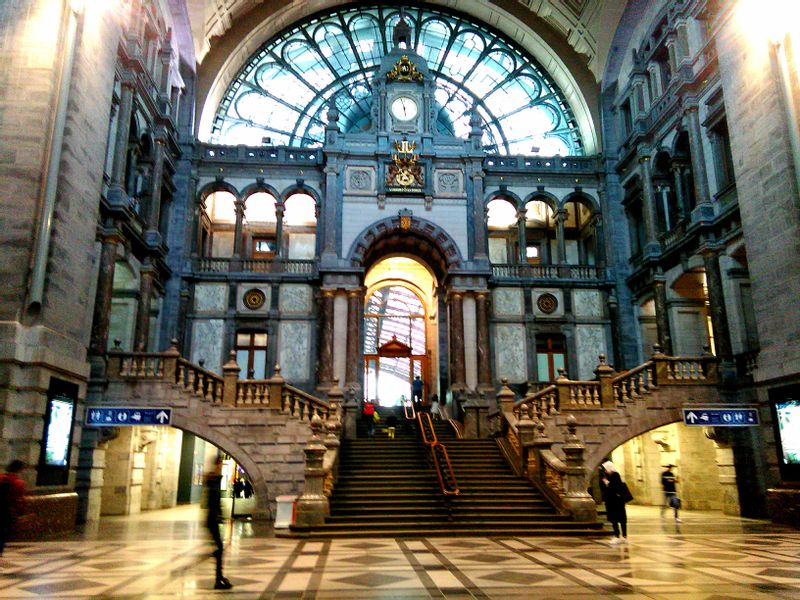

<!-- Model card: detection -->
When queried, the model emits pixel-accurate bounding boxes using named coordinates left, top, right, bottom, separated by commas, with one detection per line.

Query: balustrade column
left=702, top=248, right=733, bottom=362
left=318, top=289, right=335, bottom=389
left=274, top=201, right=285, bottom=258
left=653, top=276, right=673, bottom=355
left=475, top=291, right=492, bottom=388
left=555, top=209, right=567, bottom=264
left=450, top=292, right=466, bottom=388
left=133, top=262, right=155, bottom=351
left=671, top=164, right=687, bottom=217
left=639, top=154, right=659, bottom=245
left=89, top=227, right=122, bottom=364
left=107, top=81, right=134, bottom=204
left=517, top=208, right=527, bottom=263
left=685, top=106, right=712, bottom=209
left=232, top=199, right=245, bottom=257
left=345, top=288, right=363, bottom=389
left=146, top=138, right=165, bottom=240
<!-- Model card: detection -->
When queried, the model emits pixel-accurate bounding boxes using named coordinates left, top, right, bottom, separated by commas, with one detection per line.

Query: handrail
left=418, top=413, right=459, bottom=497
left=403, top=399, right=417, bottom=421
left=283, top=383, right=330, bottom=421
left=611, top=360, right=653, bottom=384
left=513, top=384, right=557, bottom=419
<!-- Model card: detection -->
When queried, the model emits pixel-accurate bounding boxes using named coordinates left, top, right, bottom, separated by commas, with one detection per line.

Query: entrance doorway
left=363, top=257, right=438, bottom=407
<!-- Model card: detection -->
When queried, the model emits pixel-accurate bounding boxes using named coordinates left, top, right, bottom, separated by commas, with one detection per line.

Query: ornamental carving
left=537, top=292, right=558, bottom=314
left=349, top=169, right=371, bottom=190
left=386, top=139, right=424, bottom=192
left=436, top=171, right=460, bottom=193
left=386, top=55, right=423, bottom=82
left=243, top=288, right=266, bottom=310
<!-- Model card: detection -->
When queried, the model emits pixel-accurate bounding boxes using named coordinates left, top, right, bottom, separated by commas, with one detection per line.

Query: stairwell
left=305, top=412, right=605, bottom=537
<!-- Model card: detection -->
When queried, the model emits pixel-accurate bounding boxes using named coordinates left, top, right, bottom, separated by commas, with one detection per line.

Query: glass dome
left=211, top=5, right=583, bottom=156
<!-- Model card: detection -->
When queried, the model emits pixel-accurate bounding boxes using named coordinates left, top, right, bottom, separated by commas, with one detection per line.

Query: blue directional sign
left=683, top=407, right=759, bottom=427
left=86, top=407, right=172, bottom=427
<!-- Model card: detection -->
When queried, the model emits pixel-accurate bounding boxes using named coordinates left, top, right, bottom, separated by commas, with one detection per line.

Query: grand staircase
left=305, top=411, right=606, bottom=537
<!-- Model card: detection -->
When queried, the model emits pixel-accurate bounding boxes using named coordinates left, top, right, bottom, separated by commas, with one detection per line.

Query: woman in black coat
left=599, top=460, right=628, bottom=545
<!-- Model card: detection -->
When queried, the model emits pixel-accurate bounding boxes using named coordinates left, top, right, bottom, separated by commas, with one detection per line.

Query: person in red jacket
left=0, top=460, right=27, bottom=556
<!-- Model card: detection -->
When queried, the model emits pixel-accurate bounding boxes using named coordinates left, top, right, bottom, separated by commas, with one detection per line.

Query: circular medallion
left=243, top=288, right=266, bottom=310
left=537, top=293, right=558, bottom=314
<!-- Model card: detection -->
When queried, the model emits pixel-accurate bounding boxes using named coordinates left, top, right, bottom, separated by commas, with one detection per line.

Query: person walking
left=205, top=456, right=232, bottom=590
left=362, top=399, right=376, bottom=437
left=661, top=464, right=681, bottom=522
left=599, top=461, right=631, bottom=545
left=412, top=376, right=424, bottom=412
left=0, top=460, right=26, bottom=557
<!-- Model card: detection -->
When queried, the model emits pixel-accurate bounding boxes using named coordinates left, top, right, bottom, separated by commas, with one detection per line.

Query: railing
left=612, top=361, right=656, bottom=403
left=198, top=143, right=323, bottom=165
left=418, top=412, right=460, bottom=497
left=194, top=256, right=318, bottom=276
left=282, top=382, right=331, bottom=421
left=484, top=155, right=599, bottom=173
left=491, top=263, right=604, bottom=281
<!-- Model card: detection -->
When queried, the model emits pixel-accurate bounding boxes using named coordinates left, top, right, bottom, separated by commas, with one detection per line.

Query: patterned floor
left=1, top=505, right=799, bottom=599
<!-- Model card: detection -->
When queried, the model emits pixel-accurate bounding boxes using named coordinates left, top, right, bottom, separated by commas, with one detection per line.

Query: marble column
left=89, top=227, right=122, bottom=361
left=685, top=107, right=712, bottom=208
left=671, top=164, right=687, bottom=217
left=517, top=208, right=527, bottom=263
left=233, top=198, right=245, bottom=257
left=318, top=289, right=335, bottom=388
left=107, top=81, right=134, bottom=204
left=703, top=248, right=733, bottom=361
left=345, top=289, right=363, bottom=389
left=653, top=277, right=673, bottom=355
left=472, top=169, right=487, bottom=260
left=450, top=292, right=466, bottom=388
left=555, top=209, right=567, bottom=264
left=639, top=155, right=659, bottom=244
left=321, top=165, right=338, bottom=259
left=146, top=139, right=165, bottom=239
left=475, top=291, right=492, bottom=388
left=133, top=263, right=155, bottom=351
left=274, top=201, right=285, bottom=258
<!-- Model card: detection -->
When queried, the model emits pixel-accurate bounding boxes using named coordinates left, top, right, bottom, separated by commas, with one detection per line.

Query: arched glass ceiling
left=211, top=5, right=583, bottom=156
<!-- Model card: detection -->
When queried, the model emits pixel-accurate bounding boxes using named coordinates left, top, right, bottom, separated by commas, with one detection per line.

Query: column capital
left=321, top=288, right=337, bottom=298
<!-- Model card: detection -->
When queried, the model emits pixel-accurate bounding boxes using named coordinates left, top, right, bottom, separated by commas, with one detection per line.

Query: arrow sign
left=86, top=407, right=172, bottom=427
left=682, top=408, right=759, bottom=427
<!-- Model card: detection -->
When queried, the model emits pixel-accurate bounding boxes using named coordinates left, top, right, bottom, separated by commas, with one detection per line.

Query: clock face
left=390, top=96, right=418, bottom=122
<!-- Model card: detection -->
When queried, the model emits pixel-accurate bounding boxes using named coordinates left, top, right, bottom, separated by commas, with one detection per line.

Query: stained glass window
left=212, top=5, right=582, bottom=155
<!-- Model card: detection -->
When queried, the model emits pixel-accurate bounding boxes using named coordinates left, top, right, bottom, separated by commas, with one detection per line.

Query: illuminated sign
left=44, top=395, right=74, bottom=466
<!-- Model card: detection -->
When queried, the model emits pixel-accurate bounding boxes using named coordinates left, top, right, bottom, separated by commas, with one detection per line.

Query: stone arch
left=197, top=179, right=240, bottom=205
left=484, top=189, right=523, bottom=209
left=280, top=183, right=323, bottom=206
left=240, top=181, right=281, bottom=203
left=171, top=411, right=271, bottom=519
left=347, top=216, right=463, bottom=282
left=522, top=190, right=559, bottom=214
left=560, top=190, right=600, bottom=214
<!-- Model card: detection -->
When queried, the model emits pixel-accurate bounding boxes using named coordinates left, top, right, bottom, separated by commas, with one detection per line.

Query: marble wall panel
left=279, top=284, right=312, bottom=314
left=493, top=288, right=524, bottom=317
left=190, top=319, right=224, bottom=374
left=287, top=233, right=316, bottom=259
left=211, top=232, right=234, bottom=257
left=573, top=290, right=603, bottom=318
left=494, top=323, right=528, bottom=383
left=463, top=295, right=477, bottom=389
left=194, top=283, right=228, bottom=313
left=279, top=321, right=311, bottom=382
left=532, top=288, right=565, bottom=318
left=575, top=324, right=606, bottom=380
left=333, top=293, right=348, bottom=386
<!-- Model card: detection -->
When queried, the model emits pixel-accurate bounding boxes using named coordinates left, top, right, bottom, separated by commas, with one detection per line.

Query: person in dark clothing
left=362, top=399, right=376, bottom=436
left=206, top=456, right=232, bottom=590
left=661, top=464, right=681, bottom=522
left=0, top=460, right=26, bottom=556
left=412, top=376, right=423, bottom=410
left=599, top=460, right=628, bottom=545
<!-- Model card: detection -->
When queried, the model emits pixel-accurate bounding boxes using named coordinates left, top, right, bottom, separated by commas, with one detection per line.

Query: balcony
left=193, top=256, right=318, bottom=277
left=490, top=263, right=606, bottom=282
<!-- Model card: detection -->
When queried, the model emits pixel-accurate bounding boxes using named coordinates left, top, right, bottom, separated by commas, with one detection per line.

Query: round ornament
left=243, top=288, right=266, bottom=310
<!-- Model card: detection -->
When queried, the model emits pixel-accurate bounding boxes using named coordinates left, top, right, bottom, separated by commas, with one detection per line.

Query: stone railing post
left=651, top=344, right=669, bottom=385
left=343, top=386, right=359, bottom=440
left=327, top=378, right=343, bottom=419
left=528, top=421, right=553, bottom=485
left=702, top=345, right=719, bottom=384
left=162, top=339, right=180, bottom=383
left=322, top=417, right=341, bottom=516
left=594, top=353, right=615, bottom=408
left=267, top=364, right=285, bottom=410
left=517, top=405, right=536, bottom=477
left=497, top=379, right=515, bottom=414
left=294, top=414, right=329, bottom=527
left=561, top=415, right=597, bottom=522
left=106, top=339, right=124, bottom=379
left=222, top=351, right=240, bottom=407
left=555, top=368, right=571, bottom=409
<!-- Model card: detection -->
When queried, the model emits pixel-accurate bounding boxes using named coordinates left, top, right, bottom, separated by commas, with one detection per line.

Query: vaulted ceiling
left=183, top=0, right=627, bottom=81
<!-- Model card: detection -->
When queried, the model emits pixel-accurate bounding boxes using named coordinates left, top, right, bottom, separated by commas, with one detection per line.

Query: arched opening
left=202, top=190, right=237, bottom=258
left=562, top=197, right=597, bottom=265
left=486, top=197, right=518, bottom=264
left=363, top=256, right=438, bottom=407
left=243, top=191, right=278, bottom=259
left=524, top=199, right=556, bottom=264
left=283, top=192, right=317, bottom=259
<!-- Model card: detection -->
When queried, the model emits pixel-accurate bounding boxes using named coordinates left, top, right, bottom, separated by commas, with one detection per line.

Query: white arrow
left=700, top=413, right=710, bottom=421
left=156, top=410, right=169, bottom=424
left=686, top=411, right=698, bottom=423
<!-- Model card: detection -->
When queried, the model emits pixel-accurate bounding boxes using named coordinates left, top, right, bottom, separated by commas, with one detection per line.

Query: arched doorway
left=362, top=257, right=438, bottom=407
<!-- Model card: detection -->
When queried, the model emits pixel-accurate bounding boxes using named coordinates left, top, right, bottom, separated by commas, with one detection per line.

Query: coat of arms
left=386, top=139, right=424, bottom=192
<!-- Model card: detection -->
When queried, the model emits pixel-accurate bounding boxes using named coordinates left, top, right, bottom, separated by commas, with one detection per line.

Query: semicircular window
left=211, top=5, right=583, bottom=155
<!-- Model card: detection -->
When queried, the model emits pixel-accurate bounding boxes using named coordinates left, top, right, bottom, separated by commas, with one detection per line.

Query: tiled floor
left=1, top=505, right=800, bottom=598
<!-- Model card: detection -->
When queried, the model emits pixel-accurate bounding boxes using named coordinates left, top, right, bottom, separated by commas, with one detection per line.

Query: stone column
left=133, top=262, right=154, bottom=351
left=472, top=168, right=487, bottom=260
left=107, top=81, right=134, bottom=205
left=321, top=165, right=338, bottom=260
left=274, top=201, right=285, bottom=258
left=89, top=227, right=121, bottom=365
left=232, top=198, right=245, bottom=257
left=671, top=164, right=687, bottom=217
left=449, top=291, right=466, bottom=389
left=555, top=209, right=567, bottom=264
left=653, top=276, right=673, bottom=355
left=318, top=289, right=335, bottom=388
left=517, top=208, right=527, bottom=262
left=639, top=154, right=659, bottom=245
left=475, top=291, right=492, bottom=388
left=146, top=138, right=165, bottom=243
left=703, top=248, right=733, bottom=362
left=345, top=288, right=363, bottom=389
left=685, top=106, right=712, bottom=212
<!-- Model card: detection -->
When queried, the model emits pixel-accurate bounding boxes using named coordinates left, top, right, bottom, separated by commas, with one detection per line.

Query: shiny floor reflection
left=1, top=505, right=799, bottom=598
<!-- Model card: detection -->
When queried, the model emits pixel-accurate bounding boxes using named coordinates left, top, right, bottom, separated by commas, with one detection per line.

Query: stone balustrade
left=193, top=256, right=317, bottom=276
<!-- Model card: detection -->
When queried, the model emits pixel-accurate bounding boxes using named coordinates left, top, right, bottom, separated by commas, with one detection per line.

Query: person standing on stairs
left=362, top=399, right=376, bottom=436
left=412, top=376, right=424, bottom=412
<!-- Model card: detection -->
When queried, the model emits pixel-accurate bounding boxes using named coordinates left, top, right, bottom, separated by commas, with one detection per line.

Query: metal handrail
left=403, top=399, right=417, bottom=421
left=418, top=413, right=459, bottom=497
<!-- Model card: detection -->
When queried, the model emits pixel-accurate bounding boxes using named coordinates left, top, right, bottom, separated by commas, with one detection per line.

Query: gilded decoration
left=386, top=139, right=424, bottom=192
left=537, top=292, right=558, bottom=314
left=243, top=288, right=266, bottom=310
left=386, top=55, right=423, bottom=82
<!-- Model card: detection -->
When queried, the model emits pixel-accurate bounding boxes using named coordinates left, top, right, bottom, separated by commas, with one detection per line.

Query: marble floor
left=1, top=505, right=799, bottom=599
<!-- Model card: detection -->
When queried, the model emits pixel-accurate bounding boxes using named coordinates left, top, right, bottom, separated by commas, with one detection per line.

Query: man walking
left=661, top=464, right=681, bottom=522
left=206, top=456, right=233, bottom=589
